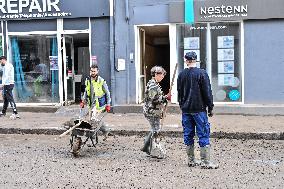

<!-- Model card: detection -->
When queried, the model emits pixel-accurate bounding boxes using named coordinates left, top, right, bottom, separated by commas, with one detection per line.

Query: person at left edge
left=0, top=56, right=20, bottom=119
left=80, top=64, right=111, bottom=138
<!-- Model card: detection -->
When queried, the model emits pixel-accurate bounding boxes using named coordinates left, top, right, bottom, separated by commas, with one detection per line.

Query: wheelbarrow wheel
left=72, top=137, right=82, bottom=157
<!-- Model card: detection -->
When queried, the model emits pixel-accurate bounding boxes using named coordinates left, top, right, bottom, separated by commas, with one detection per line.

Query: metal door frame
left=62, top=35, right=76, bottom=103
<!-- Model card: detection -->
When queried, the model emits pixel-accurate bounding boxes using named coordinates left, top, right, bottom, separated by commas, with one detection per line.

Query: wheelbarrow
left=60, top=108, right=107, bottom=157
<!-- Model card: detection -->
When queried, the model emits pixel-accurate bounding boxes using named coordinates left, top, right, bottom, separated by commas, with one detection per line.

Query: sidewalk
left=0, top=109, right=283, bottom=140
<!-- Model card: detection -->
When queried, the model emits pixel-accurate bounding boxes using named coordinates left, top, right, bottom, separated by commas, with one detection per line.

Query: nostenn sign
left=200, top=5, right=248, bottom=15
left=173, top=0, right=284, bottom=23
left=0, top=0, right=60, bottom=14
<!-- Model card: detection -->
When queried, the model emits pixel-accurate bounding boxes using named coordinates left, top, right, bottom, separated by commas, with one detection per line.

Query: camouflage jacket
left=143, top=78, right=167, bottom=117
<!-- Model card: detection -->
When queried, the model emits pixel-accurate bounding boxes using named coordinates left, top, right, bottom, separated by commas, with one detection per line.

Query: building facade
left=0, top=0, right=112, bottom=105
left=113, top=0, right=284, bottom=105
left=0, top=0, right=284, bottom=107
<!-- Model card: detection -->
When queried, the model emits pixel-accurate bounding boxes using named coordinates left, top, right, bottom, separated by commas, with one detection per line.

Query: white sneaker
left=10, top=113, right=20, bottom=119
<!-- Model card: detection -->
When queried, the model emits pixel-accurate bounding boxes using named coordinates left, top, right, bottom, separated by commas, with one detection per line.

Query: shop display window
left=211, top=22, right=241, bottom=102
left=10, top=35, right=59, bottom=103
left=177, top=22, right=242, bottom=103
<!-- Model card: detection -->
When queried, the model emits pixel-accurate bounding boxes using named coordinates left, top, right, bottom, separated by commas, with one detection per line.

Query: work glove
left=165, top=92, right=171, bottom=101
left=208, top=110, right=213, bottom=117
left=80, top=101, right=85, bottom=108
left=105, top=105, right=111, bottom=113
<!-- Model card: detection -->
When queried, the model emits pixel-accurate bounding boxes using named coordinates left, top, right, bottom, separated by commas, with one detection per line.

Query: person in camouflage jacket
left=141, top=66, right=171, bottom=159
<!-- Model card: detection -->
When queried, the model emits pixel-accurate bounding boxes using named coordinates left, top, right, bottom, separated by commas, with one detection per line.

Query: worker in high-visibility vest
left=80, top=64, right=111, bottom=138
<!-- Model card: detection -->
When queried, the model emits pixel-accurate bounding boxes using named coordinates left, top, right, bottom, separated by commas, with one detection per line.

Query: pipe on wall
left=110, top=0, right=116, bottom=106
left=125, top=0, right=129, bottom=22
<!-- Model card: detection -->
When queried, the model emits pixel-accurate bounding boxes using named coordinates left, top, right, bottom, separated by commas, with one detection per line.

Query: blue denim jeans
left=182, top=112, right=210, bottom=147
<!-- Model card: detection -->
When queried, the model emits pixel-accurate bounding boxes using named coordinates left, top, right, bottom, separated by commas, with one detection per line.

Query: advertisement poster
left=229, top=90, right=241, bottom=101
left=184, top=50, right=200, bottom=61
left=218, top=36, right=234, bottom=48
left=218, top=61, right=234, bottom=73
left=184, top=37, right=200, bottom=49
left=218, top=74, right=234, bottom=86
left=49, top=56, right=58, bottom=70
left=218, top=49, right=234, bottom=61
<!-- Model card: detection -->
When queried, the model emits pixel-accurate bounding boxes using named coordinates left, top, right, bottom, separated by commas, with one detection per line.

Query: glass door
left=62, top=35, right=75, bottom=103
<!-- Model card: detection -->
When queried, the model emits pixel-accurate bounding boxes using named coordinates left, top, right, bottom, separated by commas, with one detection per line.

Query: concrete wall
left=91, top=18, right=111, bottom=88
left=244, top=20, right=284, bottom=104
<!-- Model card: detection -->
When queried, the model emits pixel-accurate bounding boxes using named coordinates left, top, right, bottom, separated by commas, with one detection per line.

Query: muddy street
left=0, top=134, right=283, bottom=189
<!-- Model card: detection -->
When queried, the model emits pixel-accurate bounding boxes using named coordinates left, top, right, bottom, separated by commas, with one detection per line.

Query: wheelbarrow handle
left=59, top=121, right=82, bottom=138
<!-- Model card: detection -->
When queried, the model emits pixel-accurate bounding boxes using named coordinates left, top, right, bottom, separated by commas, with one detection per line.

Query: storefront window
left=10, top=35, right=59, bottom=103
left=211, top=22, right=241, bottom=102
left=177, top=23, right=207, bottom=70
left=177, top=22, right=242, bottom=103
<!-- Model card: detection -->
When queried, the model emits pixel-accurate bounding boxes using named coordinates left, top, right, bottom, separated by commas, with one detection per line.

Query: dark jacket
left=177, top=67, right=214, bottom=113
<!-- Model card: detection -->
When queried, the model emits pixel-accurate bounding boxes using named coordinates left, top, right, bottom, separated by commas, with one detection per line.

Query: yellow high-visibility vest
left=85, top=76, right=106, bottom=110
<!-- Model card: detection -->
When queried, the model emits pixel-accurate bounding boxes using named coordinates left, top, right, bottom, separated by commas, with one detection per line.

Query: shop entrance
left=137, top=25, right=170, bottom=103
left=62, top=33, right=90, bottom=104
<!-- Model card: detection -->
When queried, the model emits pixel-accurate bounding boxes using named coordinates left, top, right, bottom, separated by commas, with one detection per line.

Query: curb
left=0, top=128, right=64, bottom=135
left=113, top=105, right=284, bottom=116
left=0, top=128, right=283, bottom=140
left=3, top=104, right=284, bottom=115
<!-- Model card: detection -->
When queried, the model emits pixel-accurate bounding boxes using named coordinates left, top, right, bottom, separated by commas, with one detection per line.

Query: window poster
left=218, top=36, right=234, bottom=48
left=218, top=61, right=234, bottom=73
left=184, top=49, right=200, bottom=61
left=49, top=56, right=59, bottom=70
left=184, top=37, right=199, bottom=49
left=218, top=74, right=234, bottom=86
left=218, top=49, right=234, bottom=61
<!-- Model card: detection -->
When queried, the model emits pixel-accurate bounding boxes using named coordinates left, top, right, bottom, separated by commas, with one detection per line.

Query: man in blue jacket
left=177, top=51, right=218, bottom=169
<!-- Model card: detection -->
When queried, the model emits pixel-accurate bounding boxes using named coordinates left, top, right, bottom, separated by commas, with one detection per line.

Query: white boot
left=10, top=113, right=20, bottom=120
left=150, top=134, right=166, bottom=159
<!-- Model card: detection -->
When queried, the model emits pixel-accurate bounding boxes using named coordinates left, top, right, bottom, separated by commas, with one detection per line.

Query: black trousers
left=2, top=84, right=17, bottom=114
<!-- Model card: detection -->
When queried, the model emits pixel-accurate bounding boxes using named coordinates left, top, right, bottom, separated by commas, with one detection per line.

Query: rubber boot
left=151, top=134, right=166, bottom=159
left=186, top=145, right=201, bottom=167
left=200, top=145, right=219, bottom=169
left=141, top=132, right=153, bottom=155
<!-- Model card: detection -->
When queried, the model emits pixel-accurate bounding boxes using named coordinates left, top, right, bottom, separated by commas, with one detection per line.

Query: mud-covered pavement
left=0, top=134, right=283, bottom=189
